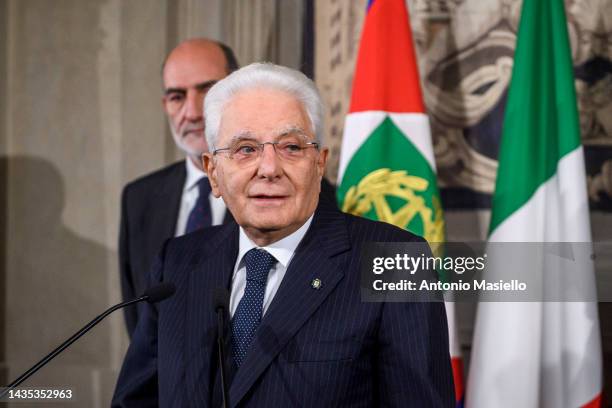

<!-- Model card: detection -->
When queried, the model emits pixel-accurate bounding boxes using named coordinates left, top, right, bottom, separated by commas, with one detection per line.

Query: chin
left=242, top=214, right=291, bottom=230
left=250, top=219, right=289, bottom=231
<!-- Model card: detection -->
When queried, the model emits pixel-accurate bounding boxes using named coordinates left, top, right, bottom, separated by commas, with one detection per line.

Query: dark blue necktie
left=231, top=248, right=277, bottom=366
left=185, top=177, right=212, bottom=234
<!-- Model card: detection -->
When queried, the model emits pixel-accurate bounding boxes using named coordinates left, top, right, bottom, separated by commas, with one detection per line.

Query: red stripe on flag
left=582, top=393, right=601, bottom=408
left=451, top=357, right=464, bottom=403
left=349, top=0, right=425, bottom=114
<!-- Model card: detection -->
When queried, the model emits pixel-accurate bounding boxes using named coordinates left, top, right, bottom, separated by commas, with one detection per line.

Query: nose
left=183, top=90, right=203, bottom=122
left=256, top=143, right=283, bottom=180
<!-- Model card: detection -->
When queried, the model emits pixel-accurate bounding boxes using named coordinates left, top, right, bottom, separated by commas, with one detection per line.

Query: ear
left=203, top=153, right=222, bottom=197
left=316, top=147, right=329, bottom=178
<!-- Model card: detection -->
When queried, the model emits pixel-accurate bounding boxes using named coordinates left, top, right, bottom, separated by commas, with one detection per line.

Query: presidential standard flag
left=466, top=0, right=602, bottom=407
left=336, top=0, right=464, bottom=405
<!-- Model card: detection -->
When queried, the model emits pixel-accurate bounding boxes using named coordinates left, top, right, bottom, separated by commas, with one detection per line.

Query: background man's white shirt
left=175, top=157, right=226, bottom=236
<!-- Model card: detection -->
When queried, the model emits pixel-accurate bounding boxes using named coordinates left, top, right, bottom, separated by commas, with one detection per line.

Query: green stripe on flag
left=490, top=0, right=582, bottom=233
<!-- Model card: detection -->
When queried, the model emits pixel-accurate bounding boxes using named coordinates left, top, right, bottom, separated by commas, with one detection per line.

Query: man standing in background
left=119, top=39, right=238, bottom=337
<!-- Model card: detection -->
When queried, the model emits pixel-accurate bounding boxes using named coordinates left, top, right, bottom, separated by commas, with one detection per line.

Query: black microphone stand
left=1, top=282, right=175, bottom=400
left=0, top=297, right=142, bottom=399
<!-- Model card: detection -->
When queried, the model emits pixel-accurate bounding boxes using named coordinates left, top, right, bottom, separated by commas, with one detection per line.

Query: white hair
left=204, top=62, right=324, bottom=150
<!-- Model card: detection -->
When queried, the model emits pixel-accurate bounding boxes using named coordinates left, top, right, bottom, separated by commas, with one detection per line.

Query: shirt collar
left=185, top=157, right=207, bottom=191
left=237, top=214, right=315, bottom=270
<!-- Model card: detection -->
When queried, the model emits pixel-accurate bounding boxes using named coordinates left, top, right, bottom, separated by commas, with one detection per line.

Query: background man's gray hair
left=204, top=62, right=324, bottom=150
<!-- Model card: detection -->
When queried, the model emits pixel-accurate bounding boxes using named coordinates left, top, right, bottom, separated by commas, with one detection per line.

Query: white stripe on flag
left=338, top=111, right=436, bottom=183
left=491, top=147, right=591, bottom=242
left=467, top=147, right=602, bottom=408
left=337, top=111, right=387, bottom=183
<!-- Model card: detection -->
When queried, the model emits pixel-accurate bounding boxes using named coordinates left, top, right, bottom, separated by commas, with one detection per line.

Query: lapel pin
left=311, top=278, right=322, bottom=290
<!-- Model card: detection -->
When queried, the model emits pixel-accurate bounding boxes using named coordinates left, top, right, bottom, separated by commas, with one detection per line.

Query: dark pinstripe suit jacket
left=112, top=200, right=454, bottom=407
left=119, top=161, right=336, bottom=337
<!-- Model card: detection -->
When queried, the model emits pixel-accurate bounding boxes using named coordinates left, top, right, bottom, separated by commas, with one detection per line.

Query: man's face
left=162, top=41, right=228, bottom=158
left=205, top=88, right=328, bottom=243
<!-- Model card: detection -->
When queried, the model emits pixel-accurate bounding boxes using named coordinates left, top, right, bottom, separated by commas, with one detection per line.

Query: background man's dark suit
left=119, top=161, right=234, bottom=336
left=113, top=200, right=455, bottom=407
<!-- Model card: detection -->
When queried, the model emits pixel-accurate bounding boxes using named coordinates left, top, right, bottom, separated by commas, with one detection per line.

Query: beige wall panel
left=118, top=2, right=169, bottom=184
left=2, top=0, right=169, bottom=405
left=0, top=0, right=6, bottom=156
left=0, top=0, right=8, bottom=385
left=222, top=0, right=304, bottom=69
left=170, top=0, right=223, bottom=43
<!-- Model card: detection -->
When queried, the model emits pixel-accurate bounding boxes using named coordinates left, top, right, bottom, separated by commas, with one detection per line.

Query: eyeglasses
left=213, top=134, right=319, bottom=164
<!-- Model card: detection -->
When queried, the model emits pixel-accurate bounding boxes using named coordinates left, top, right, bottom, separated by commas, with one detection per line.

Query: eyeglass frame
left=210, top=130, right=320, bottom=162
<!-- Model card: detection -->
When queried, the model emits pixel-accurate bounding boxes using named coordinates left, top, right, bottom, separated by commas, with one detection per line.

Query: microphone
left=142, top=282, right=176, bottom=303
left=0, top=283, right=176, bottom=399
left=213, top=287, right=230, bottom=408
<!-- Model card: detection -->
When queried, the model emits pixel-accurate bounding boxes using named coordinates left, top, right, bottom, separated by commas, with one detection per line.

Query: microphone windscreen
left=142, top=283, right=176, bottom=303
left=212, top=287, right=230, bottom=312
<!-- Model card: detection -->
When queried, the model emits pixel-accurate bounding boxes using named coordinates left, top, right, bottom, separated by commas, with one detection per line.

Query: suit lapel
left=184, top=222, right=239, bottom=407
left=228, top=202, right=351, bottom=407
left=151, top=162, right=185, bottom=239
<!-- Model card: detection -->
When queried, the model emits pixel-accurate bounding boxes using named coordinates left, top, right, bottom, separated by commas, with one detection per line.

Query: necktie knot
left=244, top=248, right=277, bottom=283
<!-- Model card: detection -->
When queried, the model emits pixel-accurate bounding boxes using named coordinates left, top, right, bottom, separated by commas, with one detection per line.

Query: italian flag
left=336, top=0, right=464, bottom=405
left=465, top=1, right=602, bottom=407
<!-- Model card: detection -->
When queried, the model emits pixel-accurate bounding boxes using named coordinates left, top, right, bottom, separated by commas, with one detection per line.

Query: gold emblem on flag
left=342, top=168, right=445, bottom=244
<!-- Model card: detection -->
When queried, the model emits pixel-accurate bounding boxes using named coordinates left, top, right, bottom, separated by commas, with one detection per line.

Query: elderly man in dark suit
left=119, top=41, right=336, bottom=337
left=118, top=39, right=238, bottom=336
left=113, top=63, right=454, bottom=407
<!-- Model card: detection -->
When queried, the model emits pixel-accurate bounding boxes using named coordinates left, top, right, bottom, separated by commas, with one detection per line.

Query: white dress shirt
left=229, top=215, right=314, bottom=318
left=175, top=158, right=226, bottom=237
